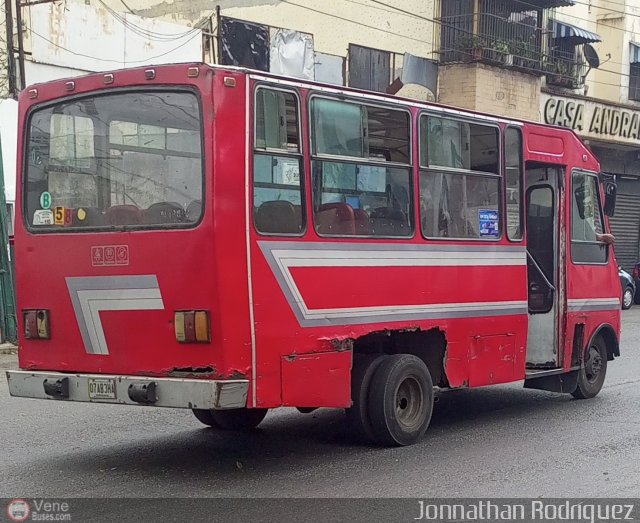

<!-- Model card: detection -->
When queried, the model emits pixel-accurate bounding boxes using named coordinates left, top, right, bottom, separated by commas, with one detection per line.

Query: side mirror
left=603, top=179, right=617, bottom=217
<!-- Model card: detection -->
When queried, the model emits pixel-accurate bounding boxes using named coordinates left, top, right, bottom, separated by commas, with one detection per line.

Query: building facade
left=433, top=0, right=640, bottom=270
left=5, top=0, right=640, bottom=267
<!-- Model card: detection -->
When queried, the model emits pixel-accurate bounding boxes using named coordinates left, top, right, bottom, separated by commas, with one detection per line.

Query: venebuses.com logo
left=6, top=499, right=71, bottom=521
left=6, top=499, right=30, bottom=522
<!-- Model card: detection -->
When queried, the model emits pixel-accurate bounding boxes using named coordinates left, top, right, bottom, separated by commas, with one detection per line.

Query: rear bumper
left=5, top=370, right=249, bottom=409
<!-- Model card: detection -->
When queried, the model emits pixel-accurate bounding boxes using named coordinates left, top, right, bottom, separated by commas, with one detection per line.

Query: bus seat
left=255, top=200, right=302, bottom=234
left=106, top=205, right=142, bottom=225
left=143, top=202, right=186, bottom=224
left=371, top=206, right=407, bottom=236
left=72, top=207, right=106, bottom=227
left=353, top=208, right=372, bottom=235
left=186, top=200, right=202, bottom=222
left=316, top=203, right=355, bottom=235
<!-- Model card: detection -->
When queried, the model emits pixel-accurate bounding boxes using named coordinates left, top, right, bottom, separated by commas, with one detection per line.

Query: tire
left=192, top=408, right=268, bottom=430
left=622, top=286, right=634, bottom=310
left=367, top=354, right=434, bottom=446
left=345, top=354, right=386, bottom=443
left=571, top=336, right=608, bottom=399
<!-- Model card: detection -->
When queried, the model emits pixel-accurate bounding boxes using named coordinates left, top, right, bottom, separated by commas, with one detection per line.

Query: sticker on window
left=39, top=191, right=52, bottom=210
left=275, top=158, right=300, bottom=186
left=33, top=210, right=54, bottom=225
left=479, top=209, right=499, bottom=238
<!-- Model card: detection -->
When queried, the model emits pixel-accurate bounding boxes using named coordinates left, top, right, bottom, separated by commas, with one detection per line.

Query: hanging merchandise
left=270, top=29, right=314, bottom=81
left=219, top=17, right=270, bottom=71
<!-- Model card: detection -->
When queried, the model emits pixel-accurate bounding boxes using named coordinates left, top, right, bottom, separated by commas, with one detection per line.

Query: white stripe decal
left=567, top=298, right=620, bottom=312
left=78, top=289, right=164, bottom=355
left=245, top=77, right=258, bottom=407
left=67, top=276, right=164, bottom=355
left=274, top=248, right=526, bottom=267
left=258, top=241, right=528, bottom=327
left=304, top=300, right=528, bottom=320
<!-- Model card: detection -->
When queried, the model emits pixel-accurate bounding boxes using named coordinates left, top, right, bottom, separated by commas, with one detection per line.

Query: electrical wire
left=27, top=25, right=202, bottom=64
left=118, top=0, right=135, bottom=15
left=365, top=0, right=635, bottom=69
left=278, top=0, right=428, bottom=44
left=96, top=0, right=206, bottom=41
left=23, top=0, right=638, bottom=90
left=357, top=0, right=637, bottom=78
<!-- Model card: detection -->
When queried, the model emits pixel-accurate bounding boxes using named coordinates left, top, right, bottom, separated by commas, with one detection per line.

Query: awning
left=553, top=20, right=602, bottom=44
left=631, top=43, right=640, bottom=64
left=511, top=0, right=574, bottom=12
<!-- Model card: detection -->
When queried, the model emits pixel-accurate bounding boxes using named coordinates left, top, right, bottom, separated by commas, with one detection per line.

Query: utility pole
left=3, top=0, right=17, bottom=98
left=14, top=0, right=25, bottom=90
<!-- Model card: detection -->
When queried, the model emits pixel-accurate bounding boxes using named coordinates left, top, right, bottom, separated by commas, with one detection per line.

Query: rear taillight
left=174, top=311, right=210, bottom=343
left=23, top=309, right=50, bottom=339
left=633, top=265, right=640, bottom=280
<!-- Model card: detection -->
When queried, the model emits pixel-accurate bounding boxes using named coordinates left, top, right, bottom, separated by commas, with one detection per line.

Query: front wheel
left=192, top=408, right=268, bottom=430
left=622, top=286, right=634, bottom=310
left=571, top=337, right=608, bottom=399
left=367, top=354, right=434, bottom=446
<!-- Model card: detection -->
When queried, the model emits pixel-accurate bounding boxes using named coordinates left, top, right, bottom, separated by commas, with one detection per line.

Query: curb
left=0, top=343, right=18, bottom=355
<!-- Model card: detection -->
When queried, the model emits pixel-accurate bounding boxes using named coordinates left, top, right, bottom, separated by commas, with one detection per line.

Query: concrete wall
left=24, top=2, right=203, bottom=74
left=438, top=64, right=542, bottom=121
left=554, top=0, right=640, bottom=106
left=94, top=0, right=435, bottom=61
left=0, top=99, right=18, bottom=203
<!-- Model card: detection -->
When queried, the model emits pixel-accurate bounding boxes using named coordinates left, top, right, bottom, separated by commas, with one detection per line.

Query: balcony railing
left=544, top=48, right=588, bottom=89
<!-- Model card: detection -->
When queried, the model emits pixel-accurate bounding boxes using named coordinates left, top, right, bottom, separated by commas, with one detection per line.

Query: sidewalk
left=0, top=342, right=17, bottom=355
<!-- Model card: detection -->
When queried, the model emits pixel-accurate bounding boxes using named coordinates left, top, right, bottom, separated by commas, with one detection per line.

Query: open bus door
left=524, top=163, right=565, bottom=369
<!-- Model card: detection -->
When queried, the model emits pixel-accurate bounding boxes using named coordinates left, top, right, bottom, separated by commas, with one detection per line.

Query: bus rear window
left=25, top=90, right=203, bottom=230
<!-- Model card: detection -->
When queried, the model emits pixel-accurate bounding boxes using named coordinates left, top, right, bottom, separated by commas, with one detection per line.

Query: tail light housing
left=23, top=309, right=50, bottom=339
left=633, top=264, right=639, bottom=280
left=175, top=311, right=210, bottom=343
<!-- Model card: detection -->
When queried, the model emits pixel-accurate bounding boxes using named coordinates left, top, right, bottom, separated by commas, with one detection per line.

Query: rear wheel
left=192, top=408, right=268, bottom=430
left=345, top=354, right=386, bottom=442
left=571, top=336, right=608, bottom=399
left=367, top=354, right=433, bottom=446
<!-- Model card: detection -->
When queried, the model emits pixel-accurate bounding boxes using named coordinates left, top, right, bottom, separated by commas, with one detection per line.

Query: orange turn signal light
left=175, top=310, right=210, bottom=343
left=23, top=309, right=50, bottom=339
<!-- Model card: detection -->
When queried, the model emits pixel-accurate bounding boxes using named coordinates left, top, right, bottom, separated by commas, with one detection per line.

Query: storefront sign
left=541, top=94, right=640, bottom=144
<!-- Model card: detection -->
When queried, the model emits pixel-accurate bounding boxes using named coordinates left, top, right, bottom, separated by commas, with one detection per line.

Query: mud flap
left=524, top=370, right=579, bottom=393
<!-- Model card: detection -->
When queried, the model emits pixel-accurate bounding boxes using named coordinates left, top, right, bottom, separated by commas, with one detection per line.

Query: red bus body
left=8, top=64, right=621, bottom=439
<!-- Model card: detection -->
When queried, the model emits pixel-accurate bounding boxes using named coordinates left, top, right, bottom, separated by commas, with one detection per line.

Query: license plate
left=88, top=378, right=117, bottom=400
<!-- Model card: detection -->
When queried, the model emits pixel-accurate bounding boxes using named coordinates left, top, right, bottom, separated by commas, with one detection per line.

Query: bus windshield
left=24, top=90, right=203, bottom=230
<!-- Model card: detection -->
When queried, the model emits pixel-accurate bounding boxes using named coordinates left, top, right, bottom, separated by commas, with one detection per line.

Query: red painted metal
left=14, top=64, right=621, bottom=411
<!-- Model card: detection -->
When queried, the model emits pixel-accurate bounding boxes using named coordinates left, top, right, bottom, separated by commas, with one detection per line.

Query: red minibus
left=7, top=63, right=621, bottom=446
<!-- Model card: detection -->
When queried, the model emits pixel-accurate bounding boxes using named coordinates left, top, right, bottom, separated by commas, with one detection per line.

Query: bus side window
left=505, top=127, right=523, bottom=241
left=253, top=88, right=304, bottom=235
left=419, top=115, right=501, bottom=240
left=309, top=97, right=413, bottom=237
left=571, top=171, right=607, bottom=264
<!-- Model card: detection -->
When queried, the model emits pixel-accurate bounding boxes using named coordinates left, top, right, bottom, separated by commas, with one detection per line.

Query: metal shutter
left=609, top=192, right=640, bottom=271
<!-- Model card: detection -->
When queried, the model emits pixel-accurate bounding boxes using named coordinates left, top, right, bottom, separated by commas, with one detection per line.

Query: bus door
left=524, top=163, right=565, bottom=368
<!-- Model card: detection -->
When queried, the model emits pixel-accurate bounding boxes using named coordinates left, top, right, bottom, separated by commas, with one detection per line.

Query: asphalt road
left=1, top=310, right=640, bottom=516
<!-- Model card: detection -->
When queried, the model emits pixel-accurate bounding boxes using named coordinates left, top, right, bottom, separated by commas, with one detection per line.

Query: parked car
left=619, top=266, right=635, bottom=310
left=632, top=263, right=640, bottom=305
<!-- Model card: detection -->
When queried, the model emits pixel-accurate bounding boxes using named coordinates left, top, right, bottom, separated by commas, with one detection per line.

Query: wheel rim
left=624, top=289, right=633, bottom=308
left=395, top=376, right=425, bottom=430
left=585, top=345, right=603, bottom=384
